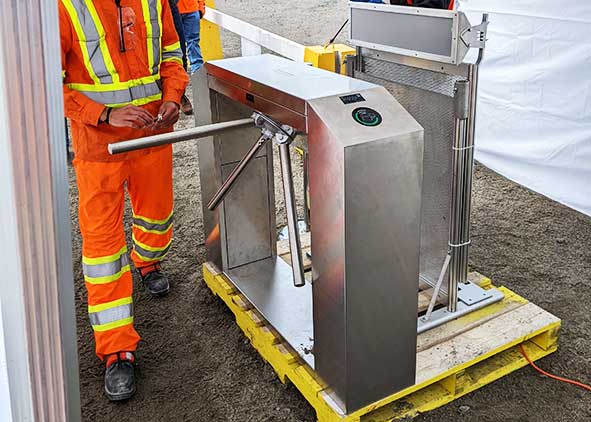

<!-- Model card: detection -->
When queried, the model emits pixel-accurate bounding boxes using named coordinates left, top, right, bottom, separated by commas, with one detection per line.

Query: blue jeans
left=180, top=11, right=203, bottom=74
left=168, top=0, right=187, bottom=70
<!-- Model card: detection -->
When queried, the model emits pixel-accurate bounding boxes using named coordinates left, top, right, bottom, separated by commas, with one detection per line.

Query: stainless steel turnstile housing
left=194, top=54, right=424, bottom=412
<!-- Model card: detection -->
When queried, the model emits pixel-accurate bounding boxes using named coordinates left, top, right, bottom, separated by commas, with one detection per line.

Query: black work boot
left=104, top=352, right=136, bottom=401
left=138, top=263, right=170, bottom=296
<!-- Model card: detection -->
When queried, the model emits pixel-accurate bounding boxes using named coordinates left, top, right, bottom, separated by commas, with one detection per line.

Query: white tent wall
left=0, top=303, right=13, bottom=422
left=459, top=0, right=591, bottom=216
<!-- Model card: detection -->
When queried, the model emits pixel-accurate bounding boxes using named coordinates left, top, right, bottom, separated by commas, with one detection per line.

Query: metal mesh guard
left=362, top=57, right=462, bottom=98
left=357, top=58, right=460, bottom=291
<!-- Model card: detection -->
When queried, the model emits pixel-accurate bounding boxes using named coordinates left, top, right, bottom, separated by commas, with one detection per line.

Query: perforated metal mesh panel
left=356, top=57, right=462, bottom=291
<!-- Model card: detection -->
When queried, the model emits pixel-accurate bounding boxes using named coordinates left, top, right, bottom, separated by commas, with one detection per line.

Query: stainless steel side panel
left=193, top=69, right=224, bottom=268
left=225, top=257, right=314, bottom=367
left=198, top=84, right=276, bottom=270
left=222, top=157, right=274, bottom=269
left=309, top=87, right=423, bottom=412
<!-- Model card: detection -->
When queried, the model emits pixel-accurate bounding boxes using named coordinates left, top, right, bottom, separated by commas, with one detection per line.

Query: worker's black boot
left=104, top=353, right=136, bottom=401
left=138, top=263, right=170, bottom=296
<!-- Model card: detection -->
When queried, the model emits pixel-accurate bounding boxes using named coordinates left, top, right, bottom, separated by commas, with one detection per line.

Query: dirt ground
left=71, top=1, right=591, bottom=421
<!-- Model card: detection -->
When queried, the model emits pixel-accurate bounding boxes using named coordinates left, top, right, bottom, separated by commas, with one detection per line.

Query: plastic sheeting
left=459, top=0, right=591, bottom=216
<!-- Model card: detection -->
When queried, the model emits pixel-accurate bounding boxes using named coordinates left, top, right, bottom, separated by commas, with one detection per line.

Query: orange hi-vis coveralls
left=59, top=0, right=189, bottom=361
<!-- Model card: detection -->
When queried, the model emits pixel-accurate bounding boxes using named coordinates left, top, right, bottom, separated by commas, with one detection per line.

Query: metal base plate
left=417, top=282, right=504, bottom=334
left=225, top=257, right=315, bottom=367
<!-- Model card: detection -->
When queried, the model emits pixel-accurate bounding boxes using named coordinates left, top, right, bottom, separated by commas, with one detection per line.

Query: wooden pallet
left=202, top=261, right=560, bottom=421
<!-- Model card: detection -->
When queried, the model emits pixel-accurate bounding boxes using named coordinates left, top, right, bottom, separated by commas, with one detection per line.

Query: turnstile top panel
left=206, top=54, right=376, bottom=116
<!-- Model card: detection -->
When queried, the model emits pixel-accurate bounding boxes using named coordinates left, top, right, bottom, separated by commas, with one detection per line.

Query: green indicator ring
left=352, top=107, right=382, bottom=127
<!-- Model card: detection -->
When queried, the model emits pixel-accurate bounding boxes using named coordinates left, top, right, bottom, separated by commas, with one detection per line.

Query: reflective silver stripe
left=147, top=0, right=161, bottom=75
left=162, top=48, right=183, bottom=62
left=133, top=215, right=173, bottom=232
left=133, top=242, right=171, bottom=261
left=83, top=254, right=130, bottom=279
left=77, top=81, right=162, bottom=106
left=89, top=304, right=132, bottom=327
left=66, top=0, right=114, bottom=84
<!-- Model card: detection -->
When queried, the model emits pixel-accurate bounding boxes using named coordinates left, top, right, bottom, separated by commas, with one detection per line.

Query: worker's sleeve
left=59, top=5, right=105, bottom=126
left=198, top=0, right=206, bottom=17
left=160, top=0, right=189, bottom=105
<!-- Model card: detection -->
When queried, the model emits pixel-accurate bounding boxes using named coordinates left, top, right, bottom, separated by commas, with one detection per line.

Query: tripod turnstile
left=193, top=54, right=424, bottom=412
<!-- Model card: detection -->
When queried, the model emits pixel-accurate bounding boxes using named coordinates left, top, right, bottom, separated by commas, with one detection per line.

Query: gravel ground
left=72, top=1, right=591, bottom=421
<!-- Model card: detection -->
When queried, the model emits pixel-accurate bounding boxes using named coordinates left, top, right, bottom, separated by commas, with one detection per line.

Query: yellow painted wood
left=304, top=44, right=356, bottom=74
left=202, top=263, right=560, bottom=422
left=201, top=1, right=223, bottom=62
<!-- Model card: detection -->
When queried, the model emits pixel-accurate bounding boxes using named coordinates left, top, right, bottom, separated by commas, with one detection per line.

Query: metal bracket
left=418, top=283, right=504, bottom=334
left=460, top=19, right=489, bottom=50
left=253, top=112, right=295, bottom=145
left=458, top=281, right=494, bottom=305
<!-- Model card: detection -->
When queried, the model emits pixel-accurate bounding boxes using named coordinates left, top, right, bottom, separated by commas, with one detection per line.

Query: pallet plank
left=416, top=302, right=560, bottom=384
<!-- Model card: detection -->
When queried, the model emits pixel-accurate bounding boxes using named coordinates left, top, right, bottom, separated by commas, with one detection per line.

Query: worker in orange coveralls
left=59, top=0, right=188, bottom=401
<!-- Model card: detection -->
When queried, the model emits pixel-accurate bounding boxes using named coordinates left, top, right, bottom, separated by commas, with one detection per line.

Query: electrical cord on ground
left=519, top=344, right=591, bottom=392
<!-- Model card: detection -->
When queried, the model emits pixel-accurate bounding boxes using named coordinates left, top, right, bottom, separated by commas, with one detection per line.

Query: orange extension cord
left=519, top=344, right=591, bottom=392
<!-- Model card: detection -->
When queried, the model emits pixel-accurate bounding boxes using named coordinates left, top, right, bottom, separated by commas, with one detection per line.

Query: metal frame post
left=0, top=1, right=81, bottom=421
left=448, top=79, right=471, bottom=312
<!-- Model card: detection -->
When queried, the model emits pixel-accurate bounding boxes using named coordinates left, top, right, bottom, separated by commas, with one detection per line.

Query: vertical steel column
left=279, top=144, right=306, bottom=287
left=448, top=79, right=471, bottom=312
left=462, top=63, right=480, bottom=278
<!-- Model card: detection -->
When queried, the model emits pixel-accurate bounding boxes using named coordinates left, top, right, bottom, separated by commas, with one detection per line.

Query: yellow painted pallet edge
left=202, top=263, right=560, bottom=422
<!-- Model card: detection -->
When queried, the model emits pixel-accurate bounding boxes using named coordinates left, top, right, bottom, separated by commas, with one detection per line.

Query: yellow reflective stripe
left=132, top=234, right=172, bottom=253
left=92, top=317, right=134, bottom=332
left=61, top=0, right=100, bottom=84
left=162, top=57, right=183, bottom=66
left=67, top=75, right=161, bottom=93
left=105, top=93, right=162, bottom=108
left=82, top=246, right=127, bottom=266
left=62, top=70, right=66, bottom=79
left=163, top=42, right=181, bottom=53
left=133, top=210, right=174, bottom=226
left=141, top=0, right=155, bottom=75
left=83, top=0, right=119, bottom=84
left=133, top=223, right=173, bottom=235
left=88, top=296, right=132, bottom=313
left=84, top=265, right=130, bottom=285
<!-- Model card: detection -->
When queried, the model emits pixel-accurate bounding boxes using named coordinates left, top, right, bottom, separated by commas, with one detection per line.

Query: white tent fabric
left=459, top=0, right=591, bottom=216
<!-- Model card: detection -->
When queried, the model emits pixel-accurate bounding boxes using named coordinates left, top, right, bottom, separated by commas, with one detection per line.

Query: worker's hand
left=108, top=105, right=155, bottom=129
left=153, top=101, right=180, bottom=130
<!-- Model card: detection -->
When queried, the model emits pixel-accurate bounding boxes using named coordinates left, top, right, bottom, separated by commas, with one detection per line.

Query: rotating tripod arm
left=107, top=117, right=255, bottom=155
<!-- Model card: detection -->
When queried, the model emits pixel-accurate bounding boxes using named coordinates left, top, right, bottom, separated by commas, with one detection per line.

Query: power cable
left=519, top=344, right=591, bottom=392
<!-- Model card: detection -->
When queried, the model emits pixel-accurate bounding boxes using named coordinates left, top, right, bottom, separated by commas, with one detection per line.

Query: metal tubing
left=279, top=144, right=306, bottom=288
left=207, top=133, right=271, bottom=211
left=448, top=79, right=471, bottom=312
left=108, top=117, right=254, bottom=154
